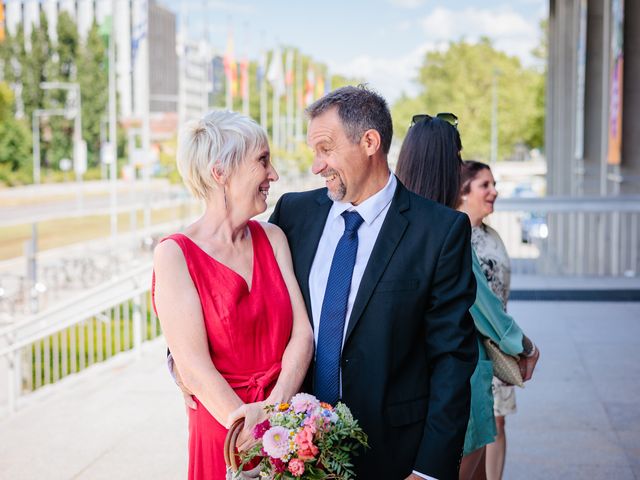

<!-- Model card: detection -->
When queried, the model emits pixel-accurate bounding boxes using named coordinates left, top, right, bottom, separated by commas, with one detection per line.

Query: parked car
left=520, top=212, right=548, bottom=243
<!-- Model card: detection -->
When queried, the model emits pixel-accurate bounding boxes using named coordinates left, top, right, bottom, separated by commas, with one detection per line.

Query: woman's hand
left=227, top=401, right=269, bottom=451
left=518, top=345, right=540, bottom=382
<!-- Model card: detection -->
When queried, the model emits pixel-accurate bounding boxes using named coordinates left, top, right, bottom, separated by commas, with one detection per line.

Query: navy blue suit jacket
left=269, top=179, right=478, bottom=480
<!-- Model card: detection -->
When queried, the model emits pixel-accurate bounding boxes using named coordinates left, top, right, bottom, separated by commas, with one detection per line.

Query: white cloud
left=421, top=6, right=540, bottom=65
left=388, top=0, right=428, bottom=8
left=329, top=6, right=544, bottom=104
left=328, top=42, right=446, bottom=103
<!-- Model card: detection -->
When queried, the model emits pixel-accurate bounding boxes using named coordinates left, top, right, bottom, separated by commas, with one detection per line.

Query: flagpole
left=295, top=50, right=303, bottom=143
left=241, top=22, right=249, bottom=116
left=224, top=25, right=233, bottom=110
left=259, top=49, right=267, bottom=129
left=285, top=49, right=294, bottom=152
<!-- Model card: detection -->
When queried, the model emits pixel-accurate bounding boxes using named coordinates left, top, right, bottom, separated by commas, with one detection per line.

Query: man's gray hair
left=306, top=84, right=393, bottom=154
left=176, top=110, right=268, bottom=200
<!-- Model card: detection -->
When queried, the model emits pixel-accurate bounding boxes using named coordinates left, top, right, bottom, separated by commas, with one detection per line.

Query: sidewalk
left=0, top=301, right=638, bottom=479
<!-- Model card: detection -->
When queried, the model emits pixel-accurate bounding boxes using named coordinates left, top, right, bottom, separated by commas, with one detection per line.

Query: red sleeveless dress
left=153, top=221, right=293, bottom=480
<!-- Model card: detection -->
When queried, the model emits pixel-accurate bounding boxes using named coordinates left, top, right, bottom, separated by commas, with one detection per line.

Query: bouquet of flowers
left=238, top=393, right=368, bottom=479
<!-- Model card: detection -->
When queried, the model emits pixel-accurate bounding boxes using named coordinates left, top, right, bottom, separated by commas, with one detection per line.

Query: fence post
left=133, top=294, right=142, bottom=359
left=7, top=350, right=19, bottom=414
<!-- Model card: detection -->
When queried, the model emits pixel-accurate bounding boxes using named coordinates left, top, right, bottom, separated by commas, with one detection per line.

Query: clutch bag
left=483, top=338, right=524, bottom=388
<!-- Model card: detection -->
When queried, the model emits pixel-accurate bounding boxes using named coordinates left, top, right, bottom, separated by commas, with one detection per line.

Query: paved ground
left=0, top=300, right=638, bottom=479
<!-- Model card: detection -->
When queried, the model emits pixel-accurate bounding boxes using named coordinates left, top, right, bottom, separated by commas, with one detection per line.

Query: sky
left=160, top=0, right=548, bottom=103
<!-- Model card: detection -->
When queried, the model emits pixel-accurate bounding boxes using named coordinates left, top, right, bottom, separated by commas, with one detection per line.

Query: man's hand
left=174, top=365, right=197, bottom=413
left=404, top=474, right=428, bottom=480
left=227, top=401, right=269, bottom=452
left=518, top=346, right=540, bottom=382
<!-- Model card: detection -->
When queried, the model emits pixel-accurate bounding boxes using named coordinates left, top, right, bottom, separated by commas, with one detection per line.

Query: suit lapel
left=296, top=190, right=332, bottom=325
left=344, top=183, right=411, bottom=344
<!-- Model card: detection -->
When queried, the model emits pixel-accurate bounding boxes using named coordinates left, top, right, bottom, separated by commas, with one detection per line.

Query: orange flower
left=278, top=402, right=290, bottom=412
left=320, top=402, right=333, bottom=411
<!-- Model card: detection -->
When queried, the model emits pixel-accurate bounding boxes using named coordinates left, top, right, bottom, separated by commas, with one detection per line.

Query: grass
left=0, top=206, right=192, bottom=260
left=28, top=300, right=162, bottom=390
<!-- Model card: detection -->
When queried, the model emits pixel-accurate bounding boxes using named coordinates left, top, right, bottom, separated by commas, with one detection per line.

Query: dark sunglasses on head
left=410, top=112, right=458, bottom=129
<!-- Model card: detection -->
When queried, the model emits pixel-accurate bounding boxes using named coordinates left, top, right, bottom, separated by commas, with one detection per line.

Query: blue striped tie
left=314, top=210, right=364, bottom=404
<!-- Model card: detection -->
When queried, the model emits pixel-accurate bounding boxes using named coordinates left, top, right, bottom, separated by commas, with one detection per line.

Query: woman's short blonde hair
left=176, top=110, right=269, bottom=200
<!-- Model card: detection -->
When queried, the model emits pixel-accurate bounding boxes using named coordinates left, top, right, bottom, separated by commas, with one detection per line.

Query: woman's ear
left=362, top=129, right=382, bottom=156
left=211, top=164, right=226, bottom=185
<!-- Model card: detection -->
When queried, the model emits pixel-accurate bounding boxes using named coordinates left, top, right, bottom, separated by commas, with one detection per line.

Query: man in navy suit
left=269, top=85, right=478, bottom=480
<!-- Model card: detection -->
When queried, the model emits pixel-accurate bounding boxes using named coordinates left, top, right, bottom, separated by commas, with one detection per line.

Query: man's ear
left=361, top=129, right=382, bottom=156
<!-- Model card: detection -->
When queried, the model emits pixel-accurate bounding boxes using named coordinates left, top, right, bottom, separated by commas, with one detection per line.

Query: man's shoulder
left=278, top=187, right=328, bottom=209
left=402, top=187, right=466, bottom=225
left=280, top=187, right=327, bottom=202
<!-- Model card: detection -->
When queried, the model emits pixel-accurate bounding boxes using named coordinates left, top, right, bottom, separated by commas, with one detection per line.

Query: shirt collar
left=330, top=172, right=397, bottom=226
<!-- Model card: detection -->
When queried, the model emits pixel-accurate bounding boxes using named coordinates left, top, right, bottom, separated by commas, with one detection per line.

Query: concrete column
left=621, top=0, right=640, bottom=194
left=583, top=0, right=609, bottom=195
left=547, top=0, right=580, bottom=196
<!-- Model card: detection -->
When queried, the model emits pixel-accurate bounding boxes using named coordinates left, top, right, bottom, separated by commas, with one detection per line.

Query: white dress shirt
left=308, top=173, right=436, bottom=480
left=309, top=172, right=396, bottom=346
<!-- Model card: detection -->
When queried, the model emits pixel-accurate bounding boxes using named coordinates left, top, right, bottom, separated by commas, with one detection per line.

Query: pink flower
left=253, top=419, right=270, bottom=439
left=262, top=426, right=291, bottom=459
left=288, top=458, right=305, bottom=477
left=290, top=393, right=319, bottom=414
left=302, top=415, right=318, bottom=433
left=294, top=426, right=319, bottom=460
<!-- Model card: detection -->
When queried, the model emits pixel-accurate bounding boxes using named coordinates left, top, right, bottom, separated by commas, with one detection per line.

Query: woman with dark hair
left=395, top=115, right=462, bottom=209
left=457, top=160, right=539, bottom=480
left=395, top=116, right=539, bottom=480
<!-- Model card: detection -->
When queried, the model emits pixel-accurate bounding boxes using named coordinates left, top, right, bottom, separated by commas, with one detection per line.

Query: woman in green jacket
left=395, top=115, right=539, bottom=480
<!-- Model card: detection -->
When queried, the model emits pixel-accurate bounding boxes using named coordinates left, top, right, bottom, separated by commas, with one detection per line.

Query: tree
left=0, top=82, right=32, bottom=185
left=77, top=21, right=108, bottom=167
left=21, top=12, right=55, bottom=122
left=392, top=38, right=544, bottom=161
left=45, top=11, right=80, bottom=169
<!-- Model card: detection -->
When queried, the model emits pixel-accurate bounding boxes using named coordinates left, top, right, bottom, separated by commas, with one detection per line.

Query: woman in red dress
left=153, top=111, right=314, bottom=479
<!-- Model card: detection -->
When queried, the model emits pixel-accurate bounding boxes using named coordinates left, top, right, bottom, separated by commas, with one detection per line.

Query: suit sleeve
left=268, top=193, right=285, bottom=226
left=414, top=213, right=478, bottom=480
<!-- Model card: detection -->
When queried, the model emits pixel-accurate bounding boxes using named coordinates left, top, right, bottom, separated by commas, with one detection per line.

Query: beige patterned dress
left=471, top=223, right=517, bottom=417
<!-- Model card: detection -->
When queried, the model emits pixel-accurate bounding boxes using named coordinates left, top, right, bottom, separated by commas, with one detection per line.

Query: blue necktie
left=314, top=210, right=365, bottom=404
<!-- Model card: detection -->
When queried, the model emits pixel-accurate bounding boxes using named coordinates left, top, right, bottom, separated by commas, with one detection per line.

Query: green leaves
left=392, top=36, right=545, bottom=161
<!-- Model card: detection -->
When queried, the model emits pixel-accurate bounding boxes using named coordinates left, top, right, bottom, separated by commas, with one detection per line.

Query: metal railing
left=489, top=196, right=640, bottom=277
left=0, top=263, right=159, bottom=414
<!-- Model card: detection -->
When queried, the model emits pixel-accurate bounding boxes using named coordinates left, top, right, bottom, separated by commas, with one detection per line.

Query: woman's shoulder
left=253, top=220, right=287, bottom=245
left=153, top=236, right=188, bottom=271
left=252, top=221, right=290, bottom=261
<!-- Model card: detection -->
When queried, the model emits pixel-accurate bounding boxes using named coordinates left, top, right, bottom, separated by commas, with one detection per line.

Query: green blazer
left=463, top=249, right=525, bottom=454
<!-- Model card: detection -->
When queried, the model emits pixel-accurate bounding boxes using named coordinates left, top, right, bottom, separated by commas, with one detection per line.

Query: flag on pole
left=0, top=2, right=5, bottom=42
left=240, top=57, right=249, bottom=115
left=285, top=49, right=294, bottom=87
left=257, top=50, right=266, bottom=91
left=315, top=70, right=325, bottom=99
left=305, top=65, right=315, bottom=106
left=325, top=69, right=331, bottom=94
left=223, top=29, right=238, bottom=104
left=266, top=46, right=285, bottom=98
left=131, top=0, right=148, bottom=65
left=259, top=50, right=267, bottom=128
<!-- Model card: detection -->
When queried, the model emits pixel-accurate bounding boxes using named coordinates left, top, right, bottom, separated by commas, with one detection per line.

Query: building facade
left=547, top=0, right=639, bottom=195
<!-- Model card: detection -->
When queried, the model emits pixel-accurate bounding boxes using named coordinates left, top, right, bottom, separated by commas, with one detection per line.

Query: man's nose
left=311, top=157, right=326, bottom=175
